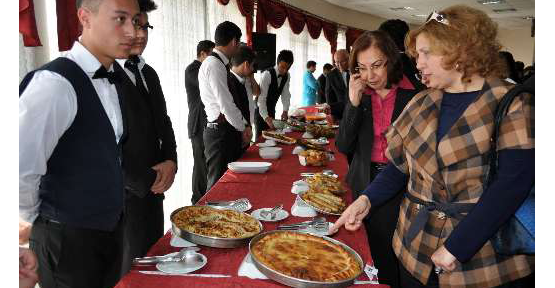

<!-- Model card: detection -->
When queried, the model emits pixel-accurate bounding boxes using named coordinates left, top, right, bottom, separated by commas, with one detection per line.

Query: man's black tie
left=92, top=66, right=120, bottom=84
left=124, top=57, right=150, bottom=101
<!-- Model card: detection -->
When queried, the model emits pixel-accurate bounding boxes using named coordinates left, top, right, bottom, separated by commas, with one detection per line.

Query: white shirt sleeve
left=208, top=62, right=245, bottom=131
left=281, top=74, right=291, bottom=113
left=19, top=71, right=77, bottom=223
left=257, top=71, right=271, bottom=119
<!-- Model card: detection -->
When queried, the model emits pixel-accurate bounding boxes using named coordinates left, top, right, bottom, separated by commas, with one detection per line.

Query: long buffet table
left=115, top=112, right=389, bottom=288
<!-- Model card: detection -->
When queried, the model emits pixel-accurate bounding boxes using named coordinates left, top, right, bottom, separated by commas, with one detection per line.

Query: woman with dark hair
left=335, top=30, right=418, bottom=288
left=332, top=5, right=534, bottom=287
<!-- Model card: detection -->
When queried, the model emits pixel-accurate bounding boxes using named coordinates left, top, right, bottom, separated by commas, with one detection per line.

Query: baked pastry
left=172, top=206, right=261, bottom=238
left=306, top=124, right=335, bottom=138
left=299, top=150, right=328, bottom=166
left=252, top=231, right=361, bottom=282
left=262, top=131, right=296, bottom=144
left=306, top=173, right=345, bottom=195
left=301, top=190, right=346, bottom=214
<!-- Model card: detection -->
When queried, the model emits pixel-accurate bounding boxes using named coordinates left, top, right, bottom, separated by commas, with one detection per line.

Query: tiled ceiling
left=322, top=0, right=534, bottom=29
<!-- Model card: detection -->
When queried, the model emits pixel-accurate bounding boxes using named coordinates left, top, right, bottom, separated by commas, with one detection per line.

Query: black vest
left=210, top=52, right=248, bottom=126
left=265, top=68, right=288, bottom=118
left=19, top=58, right=126, bottom=231
left=227, top=73, right=251, bottom=125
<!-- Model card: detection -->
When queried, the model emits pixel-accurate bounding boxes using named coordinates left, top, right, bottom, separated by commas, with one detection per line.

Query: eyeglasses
left=137, top=22, right=154, bottom=31
left=426, top=11, right=449, bottom=25
left=355, top=60, right=387, bottom=73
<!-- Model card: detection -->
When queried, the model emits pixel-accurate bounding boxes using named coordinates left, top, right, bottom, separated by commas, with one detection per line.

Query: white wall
left=498, top=28, right=535, bottom=66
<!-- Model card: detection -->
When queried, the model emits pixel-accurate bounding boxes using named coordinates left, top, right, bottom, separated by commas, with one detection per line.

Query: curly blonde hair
left=405, top=5, right=506, bottom=83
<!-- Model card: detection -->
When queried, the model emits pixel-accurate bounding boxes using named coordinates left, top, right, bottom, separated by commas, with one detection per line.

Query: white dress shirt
left=230, top=70, right=256, bottom=126
left=19, top=41, right=124, bottom=223
left=198, top=48, right=245, bottom=131
left=257, top=66, right=291, bottom=120
left=116, top=55, right=149, bottom=91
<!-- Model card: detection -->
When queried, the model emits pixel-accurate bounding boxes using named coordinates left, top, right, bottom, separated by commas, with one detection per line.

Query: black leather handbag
left=487, top=76, right=535, bottom=255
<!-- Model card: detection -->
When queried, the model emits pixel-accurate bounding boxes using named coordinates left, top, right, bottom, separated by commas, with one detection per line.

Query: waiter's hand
left=19, top=220, right=32, bottom=245
left=243, top=126, right=253, bottom=146
left=19, top=247, right=38, bottom=288
left=151, top=160, right=177, bottom=194
left=349, top=72, right=365, bottom=107
left=431, top=245, right=457, bottom=272
left=281, top=111, right=288, bottom=121
left=329, top=195, right=371, bottom=234
left=264, top=117, right=275, bottom=129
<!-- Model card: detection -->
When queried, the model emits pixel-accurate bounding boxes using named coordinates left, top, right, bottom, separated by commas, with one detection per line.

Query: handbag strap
left=486, top=75, right=535, bottom=185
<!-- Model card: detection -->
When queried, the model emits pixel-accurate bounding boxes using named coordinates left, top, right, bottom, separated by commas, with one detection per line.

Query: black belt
left=370, top=162, right=388, bottom=172
left=35, top=215, right=63, bottom=227
left=403, top=192, right=475, bottom=246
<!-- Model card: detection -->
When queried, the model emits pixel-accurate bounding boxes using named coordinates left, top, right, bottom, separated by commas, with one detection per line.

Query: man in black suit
left=379, top=19, right=426, bottom=91
left=117, top=0, right=178, bottom=275
left=185, top=40, right=215, bottom=204
left=325, top=49, right=350, bottom=121
left=317, top=63, right=333, bottom=104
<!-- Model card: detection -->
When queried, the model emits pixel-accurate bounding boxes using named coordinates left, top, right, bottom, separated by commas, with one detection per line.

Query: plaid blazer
left=385, top=78, right=534, bottom=287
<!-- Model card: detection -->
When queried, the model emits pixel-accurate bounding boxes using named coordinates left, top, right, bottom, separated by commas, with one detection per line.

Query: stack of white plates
left=228, top=162, right=272, bottom=174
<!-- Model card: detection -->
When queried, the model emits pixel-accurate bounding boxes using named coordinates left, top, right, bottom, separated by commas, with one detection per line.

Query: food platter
left=249, top=231, right=364, bottom=288
left=170, top=206, right=263, bottom=248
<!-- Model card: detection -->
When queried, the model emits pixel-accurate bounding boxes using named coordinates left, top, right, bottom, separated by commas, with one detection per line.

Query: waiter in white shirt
left=255, top=49, right=294, bottom=137
left=199, top=21, right=252, bottom=191
left=18, top=0, right=139, bottom=287
left=228, top=45, right=260, bottom=154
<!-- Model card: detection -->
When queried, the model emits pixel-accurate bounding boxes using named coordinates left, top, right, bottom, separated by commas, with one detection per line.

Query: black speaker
left=252, top=33, right=276, bottom=71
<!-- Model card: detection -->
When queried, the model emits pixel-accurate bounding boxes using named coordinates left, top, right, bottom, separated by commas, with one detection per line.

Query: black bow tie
left=125, top=55, right=141, bottom=68
left=92, top=66, right=120, bottom=84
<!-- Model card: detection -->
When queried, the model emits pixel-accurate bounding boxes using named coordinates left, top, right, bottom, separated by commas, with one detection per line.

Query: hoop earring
left=455, top=63, right=460, bottom=70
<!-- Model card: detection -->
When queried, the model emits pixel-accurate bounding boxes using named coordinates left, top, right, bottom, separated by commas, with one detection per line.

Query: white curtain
left=267, top=21, right=335, bottom=113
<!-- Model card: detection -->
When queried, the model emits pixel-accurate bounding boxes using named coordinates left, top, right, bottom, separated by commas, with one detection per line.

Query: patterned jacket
left=385, top=78, right=534, bottom=287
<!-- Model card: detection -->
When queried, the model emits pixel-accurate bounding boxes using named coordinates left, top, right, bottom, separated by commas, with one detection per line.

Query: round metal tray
left=297, top=192, right=343, bottom=216
left=170, top=206, right=263, bottom=248
left=249, top=231, right=364, bottom=288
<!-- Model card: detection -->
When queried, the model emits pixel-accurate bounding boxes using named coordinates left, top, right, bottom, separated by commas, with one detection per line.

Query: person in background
left=326, top=49, right=350, bottom=121
left=117, top=0, right=178, bottom=275
left=499, top=51, right=519, bottom=84
left=331, top=5, right=534, bottom=287
left=302, top=60, right=318, bottom=106
left=335, top=31, right=417, bottom=288
left=19, top=247, right=38, bottom=288
left=379, top=18, right=426, bottom=91
left=317, top=63, right=333, bottom=104
left=200, top=21, right=250, bottom=191
left=256, top=50, right=294, bottom=134
left=515, top=61, right=525, bottom=83
left=229, top=45, right=258, bottom=153
left=19, top=0, right=140, bottom=286
left=185, top=40, right=215, bottom=204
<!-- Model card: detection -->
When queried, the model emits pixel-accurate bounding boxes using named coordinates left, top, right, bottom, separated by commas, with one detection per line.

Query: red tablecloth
left=115, top=121, right=389, bottom=287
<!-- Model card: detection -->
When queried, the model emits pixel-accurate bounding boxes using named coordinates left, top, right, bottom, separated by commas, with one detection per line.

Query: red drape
left=217, top=0, right=231, bottom=4
left=346, top=27, right=365, bottom=51
left=285, top=7, right=305, bottom=35
left=235, top=0, right=254, bottom=46
left=56, top=0, right=80, bottom=51
left=258, top=0, right=287, bottom=29
left=321, top=21, right=337, bottom=55
left=19, top=0, right=42, bottom=46
left=304, top=15, right=322, bottom=39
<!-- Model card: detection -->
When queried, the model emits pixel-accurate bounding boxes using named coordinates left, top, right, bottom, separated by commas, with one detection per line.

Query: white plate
left=308, top=138, right=329, bottom=145
left=302, top=132, right=314, bottom=139
left=228, top=162, right=272, bottom=174
left=251, top=208, right=289, bottom=222
left=314, top=120, right=328, bottom=125
left=156, top=252, right=207, bottom=274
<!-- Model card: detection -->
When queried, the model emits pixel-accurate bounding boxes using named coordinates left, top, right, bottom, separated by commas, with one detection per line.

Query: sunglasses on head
left=426, top=11, right=449, bottom=25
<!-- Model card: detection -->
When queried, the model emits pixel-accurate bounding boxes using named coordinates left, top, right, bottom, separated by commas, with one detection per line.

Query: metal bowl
left=170, top=206, right=263, bottom=248
left=297, top=192, right=343, bottom=216
left=249, top=231, right=364, bottom=288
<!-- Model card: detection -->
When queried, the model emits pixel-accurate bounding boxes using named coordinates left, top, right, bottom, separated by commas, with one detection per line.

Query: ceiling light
left=493, top=8, right=517, bottom=13
left=522, top=16, right=534, bottom=20
left=477, top=0, right=506, bottom=4
left=412, top=14, right=428, bottom=17
left=390, top=7, right=414, bottom=11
